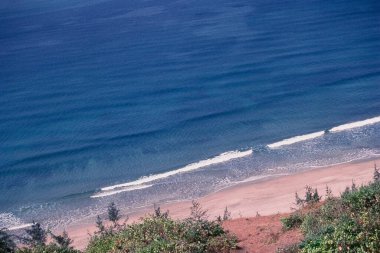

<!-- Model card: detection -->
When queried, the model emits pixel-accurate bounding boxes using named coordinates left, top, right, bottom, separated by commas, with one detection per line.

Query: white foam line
left=8, top=223, right=33, bottom=231
left=240, top=174, right=288, bottom=183
left=330, top=116, right=380, bottom=133
left=91, top=185, right=153, bottom=198
left=268, top=131, right=325, bottom=149
left=100, top=149, right=253, bottom=192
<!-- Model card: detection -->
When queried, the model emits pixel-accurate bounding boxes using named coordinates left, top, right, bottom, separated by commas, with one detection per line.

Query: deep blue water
left=1, top=0, right=380, bottom=227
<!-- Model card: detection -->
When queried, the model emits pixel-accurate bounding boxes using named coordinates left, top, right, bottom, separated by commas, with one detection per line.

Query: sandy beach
left=67, top=158, right=378, bottom=249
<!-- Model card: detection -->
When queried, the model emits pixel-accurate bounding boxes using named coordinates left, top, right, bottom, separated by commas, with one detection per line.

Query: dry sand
left=66, top=158, right=378, bottom=249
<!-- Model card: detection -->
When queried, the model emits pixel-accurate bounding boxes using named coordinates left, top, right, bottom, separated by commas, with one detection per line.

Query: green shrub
left=24, top=222, right=47, bottom=247
left=107, top=202, right=121, bottom=226
left=85, top=233, right=117, bottom=253
left=281, top=213, right=303, bottom=230
left=17, top=244, right=80, bottom=253
left=11, top=224, right=77, bottom=253
left=374, top=165, right=380, bottom=182
left=0, top=229, right=16, bottom=253
left=276, top=243, right=300, bottom=253
left=222, top=206, right=231, bottom=221
left=304, top=186, right=321, bottom=205
left=294, top=186, right=321, bottom=208
left=299, top=181, right=380, bottom=253
left=86, top=203, right=237, bottom=253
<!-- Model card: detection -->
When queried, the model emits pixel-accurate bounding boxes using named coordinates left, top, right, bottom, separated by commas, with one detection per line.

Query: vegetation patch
left=281, top=213, right=303, bottom=231
left=1, top=201, right=237, bottom=253
left=280, top=165, right=380, bottom=253
left=87, top=201, right=237, bottom=253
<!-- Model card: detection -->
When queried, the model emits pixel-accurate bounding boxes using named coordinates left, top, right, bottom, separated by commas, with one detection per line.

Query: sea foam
left=0, top=212, right=32, bottom=231
left=91, top=185, right=153, bottom=198
left=330, top=116, right=380, bottom=133
left=267, top=131, right=325, bottom=149
left=268, top=115, right=380, bottom=149
left=93, top=115, right=380, bottom=198
left=92, top=149, right=253, bottom=198
left=8, top=223, right=33, bottom=231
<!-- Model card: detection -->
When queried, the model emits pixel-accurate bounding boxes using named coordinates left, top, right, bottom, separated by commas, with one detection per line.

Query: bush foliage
left=281, top=213, right=303, bottom=231
left=3, top=202, right=237, bottom=253
left=282, top=174, right=380, bottom=253
left=87, top=202, right=237, bottom=253
left=0, top=229, right=16, bottom=253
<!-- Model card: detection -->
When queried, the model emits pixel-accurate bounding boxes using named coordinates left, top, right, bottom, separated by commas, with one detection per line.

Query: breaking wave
left=268, top=131, right=325, bottom=149
left=0, top=212, right=32, bottom=231
left=330, top=116, right=380, bottom=133
left=93, top=115, right=380, bottom=198
left=268, top=115, right=380, bottom=149
left=92, top=149, right=253, bottom=198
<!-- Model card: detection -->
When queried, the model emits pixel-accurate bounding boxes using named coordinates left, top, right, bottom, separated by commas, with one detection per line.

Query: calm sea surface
left=0, top=0, right=380, bottom=228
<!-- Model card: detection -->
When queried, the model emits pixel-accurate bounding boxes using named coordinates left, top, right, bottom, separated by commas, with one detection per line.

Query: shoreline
left=65, top=157, right=378, bottom=249
left=91, top=116, right=380, bottom=199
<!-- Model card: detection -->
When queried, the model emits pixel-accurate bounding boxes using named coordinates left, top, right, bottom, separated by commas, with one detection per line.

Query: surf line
left=329, top=116, right=380, bottom=133
left=267, top=131, right=325, bottom=149
left=91, top=149, right=253, bottom=198
left=91, top=185, right=153, bottom=198
left=268, top=115, right=380, bottom=149
left=7, top=223, right=33, bottom=231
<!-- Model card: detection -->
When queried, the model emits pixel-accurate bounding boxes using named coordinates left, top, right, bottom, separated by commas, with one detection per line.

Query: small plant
left=94, top=203, right=127, bottom=236
left=50, top=230, right=73, bottom=249
left=95, top=215, right=105, bottom=234
left=222, top=206, right=231, bottom=221
left=107, top=202, right=121, bottom=226
left=87, top=203, right=237, bottom=253
left=351, top=180, right=357, bottom=192
left=374, top=163, right=380, bottom=182
left=0, top=229, right=16, bottom=253
left=342, top=185, right=351, bottom=196
left=299, top=212, right=323, bottom=237
left=17, top=244, right=80, bottom=253
left=304, top=186, right=320, bottom=204
left=295, top=186, right=321, bottom=208
left=325, top=185, right=333, bottom=199
left=295, top=192, right=304, bottom=207
left=190, top=200, right=208, bottom=221
left=24, top=221, right=47, bottom=247
left=16, top=223, right=79, bottom=253
left=281, top=213, right=303, bottom=230
left=276, top=243, right=300, bottom=253
left=153, top=204, right=169, bottom=219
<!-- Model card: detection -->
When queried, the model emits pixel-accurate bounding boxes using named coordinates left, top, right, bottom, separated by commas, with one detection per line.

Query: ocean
left=0, top=0, right=380, bottom=229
